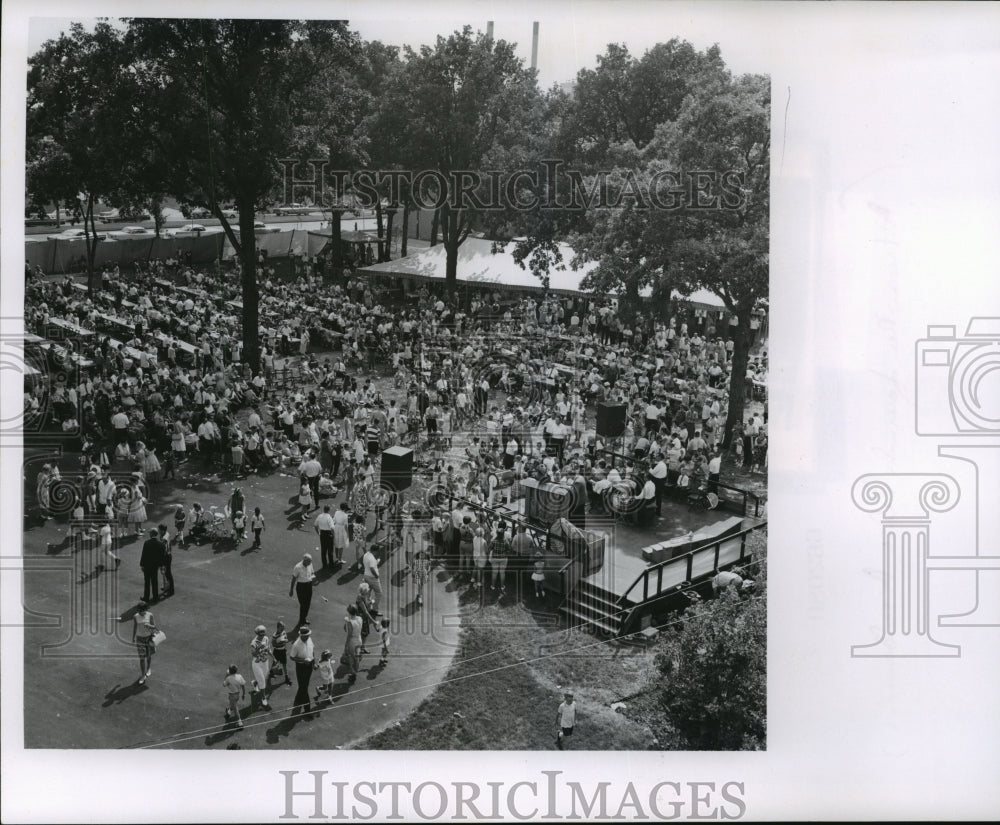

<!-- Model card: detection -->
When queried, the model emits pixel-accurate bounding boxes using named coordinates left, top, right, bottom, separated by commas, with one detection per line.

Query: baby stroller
left=687, top=486, right=720, bottom=512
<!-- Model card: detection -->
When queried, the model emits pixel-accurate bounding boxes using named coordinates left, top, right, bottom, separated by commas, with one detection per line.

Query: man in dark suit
left=140, top=529, right=166, bottom=602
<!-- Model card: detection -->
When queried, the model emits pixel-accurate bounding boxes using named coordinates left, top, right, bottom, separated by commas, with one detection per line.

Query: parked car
left=254, top=220, right=281, bottom=233
left=97, top=208, right=120, bottom=223
left=274, top=203, right=316, bottom=216
left=169, top=223, right=208, bottom=238
left=48, top=228, right=107, bottom=241
left=108, top=225, right=154, bottom=240
left=221, top=207, right=238, bottom=220
left=185, top=206, right=212, bottom=219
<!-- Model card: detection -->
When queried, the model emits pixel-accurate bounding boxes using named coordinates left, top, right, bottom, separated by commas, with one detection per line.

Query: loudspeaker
left=596, top=402, right=627, bottom=438
left=380, top=446, right=414, bottom=492
left=522, top=478, right=571, bottom=527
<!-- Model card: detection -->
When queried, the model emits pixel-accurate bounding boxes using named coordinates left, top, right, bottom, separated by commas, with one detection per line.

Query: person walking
left=343, top=605, right=363, bottom=684
left=157, top=524, right=175, bottom=597
left=223, top=665, right=247, bottom=729
left=289, top=553, right=316, bottom=627
left=98, top=517, right=120, bottom=571
left=140, top=529, right=166, bottom=603
left=472, top=527, right=489, bottom=590
left=250, top=507, right=266, bottom=548
left=314, top=505, right=336, bottom=568
left=289, top=625, right=316, bottom=716
left=412, top=546, right=431, bottom=607
left=173, top=504, right=187, bottom=547
left=556, top=691, right=577, bottom=750
left=132, top=601, right=157, bottom=685
left=355, top=582, right=377, bottom=653
left=271, top=620, right=293, bottom=686
left=249, top=625, right=273, bottom=709
left=332, top=502, right=350, bottom=566
left=300, top=453, right=322, bottom=509
left=361, top=544, right=382, bottom=614
left=489, top=528, right=510, bottom=593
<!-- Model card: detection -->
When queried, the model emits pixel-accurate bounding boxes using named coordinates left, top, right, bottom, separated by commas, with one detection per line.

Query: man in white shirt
left=288, top=553, right=316, bottom=627
left=288, top=626, right=316, bottom=716
left=649, top=457, right=668, bottom=515
left=644, top=402, right=661, bottom=436
left=111, top=409, right=130, bottom=448
left=314, top=505, right=336, bottom=568
left=300, top=455, right=322, bottom=508
left=707, top=452, right=722, bottom=494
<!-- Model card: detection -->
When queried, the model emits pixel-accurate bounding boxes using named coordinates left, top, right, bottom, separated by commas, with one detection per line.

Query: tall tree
left=383, top=26, right=541, bottom=289
left=124, top=19, right=362, bottom=372
left=27, top=22, right=142, bottom=290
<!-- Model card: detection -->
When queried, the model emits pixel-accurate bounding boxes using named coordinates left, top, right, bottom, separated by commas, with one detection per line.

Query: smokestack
left=486, top=20, right=494, bottom=39
left=531, top=21, right=539, bottom=71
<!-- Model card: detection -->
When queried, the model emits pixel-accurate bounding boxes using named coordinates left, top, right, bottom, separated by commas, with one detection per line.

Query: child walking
left=173, top=504, right=187, bottom=547
left=314, top=649, right=335, bottom=704
left=532, top=552, right=546, bottom=599
left=250, top=507, right=265, bottom=548
left=378, top=618, right=391, bottom=666
left=223, top=664, right=247, bottom=729
left=232, top=510, right=246, bottom=543
left=271, top=620, right=292, bottom=685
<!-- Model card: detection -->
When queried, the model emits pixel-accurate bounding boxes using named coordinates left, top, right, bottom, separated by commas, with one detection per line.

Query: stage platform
left=486, top=494, right=762, bottom=603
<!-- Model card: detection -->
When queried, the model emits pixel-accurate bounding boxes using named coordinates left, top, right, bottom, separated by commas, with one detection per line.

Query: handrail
left=619, top=521, right=766, bottom=605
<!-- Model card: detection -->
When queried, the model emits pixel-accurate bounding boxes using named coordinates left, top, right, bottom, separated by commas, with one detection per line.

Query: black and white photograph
left=17, top=13, right=768, bottom=753
left=2, top=2, right=998, bottom=822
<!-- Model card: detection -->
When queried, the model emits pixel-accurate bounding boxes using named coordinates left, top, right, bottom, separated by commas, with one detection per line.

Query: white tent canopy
left=360, top=237, right=727, bottom=308
left=359, top=238, right=598, bottom=295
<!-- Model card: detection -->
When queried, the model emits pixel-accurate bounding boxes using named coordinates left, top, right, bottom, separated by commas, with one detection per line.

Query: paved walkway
left=22, top=460, right=460, bottom=749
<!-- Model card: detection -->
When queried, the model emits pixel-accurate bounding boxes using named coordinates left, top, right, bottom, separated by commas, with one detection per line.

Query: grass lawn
left=358, top=600, right=661, bottom=750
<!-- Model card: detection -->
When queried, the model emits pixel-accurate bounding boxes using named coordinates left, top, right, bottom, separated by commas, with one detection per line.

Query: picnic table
left=47, top=317, right=94, bottom=337
left=152, top=331, right=197, bottom=356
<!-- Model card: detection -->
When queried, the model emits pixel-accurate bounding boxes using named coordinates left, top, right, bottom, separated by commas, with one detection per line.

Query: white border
left=4, top=1, right=1000, bottom=821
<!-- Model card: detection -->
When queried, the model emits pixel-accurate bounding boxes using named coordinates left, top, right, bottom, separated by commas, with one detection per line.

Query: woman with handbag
left=132, top=601, right=160, bottom=685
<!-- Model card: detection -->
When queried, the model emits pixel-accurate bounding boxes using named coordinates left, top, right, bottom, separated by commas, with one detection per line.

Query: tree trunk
left=237, top=198, right=261, bottom=373
left=384, top=205, right=395, bottom=262
left=400, top=197, right=410, bottom=258
left=430, top=207, right=440, bottom=247
left=84, top=194, right=101, bottom=292
left=722, top=306, right=753, bottom=448
left=329, top=209, right=343, bottom=270
left=445, top=231, right=459, bottom=293
left=374, top=199, right=387, bottom=262
left=152, top=199, right=166, bottom=238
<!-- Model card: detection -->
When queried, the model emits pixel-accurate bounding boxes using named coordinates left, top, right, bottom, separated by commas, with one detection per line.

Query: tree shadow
left=102, top=681, right=147, bottom=706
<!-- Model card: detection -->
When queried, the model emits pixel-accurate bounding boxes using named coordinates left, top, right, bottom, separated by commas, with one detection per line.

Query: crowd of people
left=25, top=253, right=767, bottom=723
